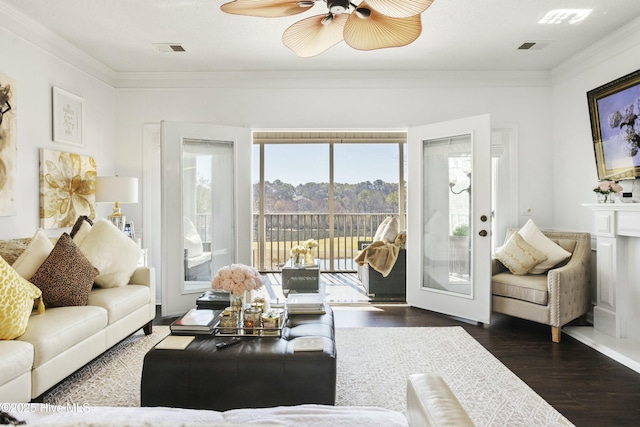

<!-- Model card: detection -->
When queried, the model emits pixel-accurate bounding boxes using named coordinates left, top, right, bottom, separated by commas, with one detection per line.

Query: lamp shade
left=96, top=176, right=139, bottom=204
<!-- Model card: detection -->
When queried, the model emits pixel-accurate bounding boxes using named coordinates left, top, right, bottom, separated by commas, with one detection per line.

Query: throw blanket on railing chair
left=355, top=231, right=406, bottom=277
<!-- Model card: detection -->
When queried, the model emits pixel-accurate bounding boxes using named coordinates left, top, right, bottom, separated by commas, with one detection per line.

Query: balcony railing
left=253, top=213, right=398, bottom=272
left=193, top=212, right=468, bottom=275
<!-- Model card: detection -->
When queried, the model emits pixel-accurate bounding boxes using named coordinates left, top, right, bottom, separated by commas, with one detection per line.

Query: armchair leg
left=551, top=326, right=561, bottom=343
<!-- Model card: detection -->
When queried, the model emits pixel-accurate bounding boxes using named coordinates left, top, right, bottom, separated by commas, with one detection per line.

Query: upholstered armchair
left=491, top=229, right=591, bottom=343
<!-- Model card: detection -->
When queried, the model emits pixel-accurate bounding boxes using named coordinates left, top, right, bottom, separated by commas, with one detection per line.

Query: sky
left=252, top=143, right=407, bottom=186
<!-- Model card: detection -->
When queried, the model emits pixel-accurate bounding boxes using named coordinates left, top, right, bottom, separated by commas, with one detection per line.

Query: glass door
left=161, top=122, right=251, bottom=317
left=407, top=115, right=492, bottom=324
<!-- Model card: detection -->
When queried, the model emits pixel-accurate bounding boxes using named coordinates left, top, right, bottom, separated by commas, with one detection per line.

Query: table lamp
left=95, top=176, right=139, bottom=231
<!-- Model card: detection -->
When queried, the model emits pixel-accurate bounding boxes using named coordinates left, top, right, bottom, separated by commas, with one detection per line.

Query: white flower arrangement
left=290, top=245, right=307, bottom=257
left=211, top=263, right=263, bottom=296
left=303, top=238, right=318, bottom=250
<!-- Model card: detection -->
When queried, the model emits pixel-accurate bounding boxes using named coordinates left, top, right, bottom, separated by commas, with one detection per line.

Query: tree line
left=252, top=179, right=403, bottom=213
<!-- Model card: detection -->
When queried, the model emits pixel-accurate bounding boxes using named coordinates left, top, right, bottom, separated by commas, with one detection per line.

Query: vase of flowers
left=593, top=180, right=623, bottom=203
left=212, top=264, right=263, bottom=322
left=303, top=238, right=318, bottom=265
left=290, top=245, right=307, bottom=266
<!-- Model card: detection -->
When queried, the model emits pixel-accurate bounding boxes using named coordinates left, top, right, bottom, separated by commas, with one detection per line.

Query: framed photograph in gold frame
left=587, top=69, right=640, bottom=181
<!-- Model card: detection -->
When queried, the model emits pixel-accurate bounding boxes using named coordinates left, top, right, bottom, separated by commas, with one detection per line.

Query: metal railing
left=253, top=213, right=399, bottom=272
left=193, top=212, right=468, bottom=275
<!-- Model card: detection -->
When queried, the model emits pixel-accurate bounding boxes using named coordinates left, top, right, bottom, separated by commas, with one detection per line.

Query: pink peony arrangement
left=593, top=180, right=623, bottom=194
left=211, top=263, right=263, bottom=296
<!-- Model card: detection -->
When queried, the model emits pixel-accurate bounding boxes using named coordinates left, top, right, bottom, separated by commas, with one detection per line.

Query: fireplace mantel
left=564, top=204, right=640, bottom=373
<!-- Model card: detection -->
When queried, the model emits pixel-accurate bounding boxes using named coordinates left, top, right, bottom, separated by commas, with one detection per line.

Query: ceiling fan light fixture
left=355, top=7, right=372, bottom=19
left=327, top=0, right=350, bottom=14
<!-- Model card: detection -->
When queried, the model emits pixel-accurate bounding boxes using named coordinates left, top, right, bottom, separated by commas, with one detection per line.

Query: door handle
left=478, top=230, right=488, bottom=237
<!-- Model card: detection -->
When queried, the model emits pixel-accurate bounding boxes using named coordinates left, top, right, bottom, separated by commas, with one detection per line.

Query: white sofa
left=0, top=266, right=155, bottom=403
left=6, top=374, right=474, bottom=427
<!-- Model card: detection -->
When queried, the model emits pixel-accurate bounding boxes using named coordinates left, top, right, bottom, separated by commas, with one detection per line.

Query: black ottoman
left=141, top=307, right=336, bottom=411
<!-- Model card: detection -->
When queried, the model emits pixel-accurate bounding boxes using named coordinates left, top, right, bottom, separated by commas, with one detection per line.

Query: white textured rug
left=42, top=326, right=573, bottom=426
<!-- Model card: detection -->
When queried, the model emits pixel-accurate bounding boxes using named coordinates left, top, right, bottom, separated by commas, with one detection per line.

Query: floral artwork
left=211, top=263, right=263, bottom=296
left=39, top=149, right=96, bottom=229
left=0, top=73, right=16, bottom=216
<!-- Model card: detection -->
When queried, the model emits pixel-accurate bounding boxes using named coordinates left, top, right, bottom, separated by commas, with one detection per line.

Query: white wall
left=115, top=76, right=555, bottom=235
left=0, top=25, right=116, bottom=239
left=551, top=17, right=640, bottom=232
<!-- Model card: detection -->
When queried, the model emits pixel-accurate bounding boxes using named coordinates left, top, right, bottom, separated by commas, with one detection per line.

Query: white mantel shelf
left=565, top=204, right=640, bottom=374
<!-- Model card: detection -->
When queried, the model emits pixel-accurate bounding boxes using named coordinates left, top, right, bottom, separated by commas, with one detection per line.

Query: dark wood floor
left=329, top=304, right=640, bottom=427
left=156, top=302, right=640, bottom=426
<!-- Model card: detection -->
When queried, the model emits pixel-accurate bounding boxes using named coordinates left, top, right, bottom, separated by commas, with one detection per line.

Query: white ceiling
left=3, top=0, right=640, bottom=74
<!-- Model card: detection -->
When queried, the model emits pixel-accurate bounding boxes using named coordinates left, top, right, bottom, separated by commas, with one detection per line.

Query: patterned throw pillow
left=494, top=232, right=548, bottom=276
left=30, top=233, right=99, bottom=307
left=0, top=257, right=44, bottom=340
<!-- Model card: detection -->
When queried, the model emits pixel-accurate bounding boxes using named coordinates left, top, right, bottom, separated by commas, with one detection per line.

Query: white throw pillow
left=373, top=217, right=392, bottom=242
left=72, top=220, right=92, bottom=246
left=494, top=232, right=548, bottom=276
left=518, top=219, right=572, bottom=274
left=381, top=217, right=400, bottom=243
left=78, top=219, right=140, bottom=288
left=12, top=229, right=54, bottom=280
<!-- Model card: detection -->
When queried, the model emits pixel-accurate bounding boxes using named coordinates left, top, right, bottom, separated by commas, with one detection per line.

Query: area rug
left=42, top=326, right=573, bottom=426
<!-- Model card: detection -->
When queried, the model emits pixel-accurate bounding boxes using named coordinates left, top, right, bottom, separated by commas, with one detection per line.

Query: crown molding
left=551, top=15, right=640, bottom=85
left=0, top=1, right=116, bottom=87
left=114, top=70, right=551, bottom=89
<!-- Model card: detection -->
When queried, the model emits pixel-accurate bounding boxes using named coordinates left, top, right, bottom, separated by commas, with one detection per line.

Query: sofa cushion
left=0, top=237, right=31, bottom=265
left=0, top=257, right=44, bottom=340
left=78, top=219, right=140, bottom=288
left=0, top=339, right=34, bottom=385
left=373, top=217, right=392, bottom=242
left=494, top=232, right=547, bottom=276
left=519, top=220, right=572, bottom=274
left=30, top=233, right=99, bottom=307
left=88, top=285, right=151, bottom=324
left=381, top=217, right=400, bottom=243
left=11, top=228, right=54, bottom=280
left=16, top=306, right=107, bottom=368
left=492, top=272, right=549, bottom=305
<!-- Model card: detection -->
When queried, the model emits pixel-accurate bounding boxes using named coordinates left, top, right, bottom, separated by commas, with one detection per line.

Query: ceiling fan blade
left=344, top=3, right=422, bottom=51
left=221, top=0, right=315, bottom=18
left=282, top=14, right=348, bottom=58
left=365, top=0, right=434, bottom=18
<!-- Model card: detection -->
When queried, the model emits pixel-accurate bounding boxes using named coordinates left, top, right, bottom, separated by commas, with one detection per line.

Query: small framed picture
left=52, top=87, right=84, bottom=147
left=124, top=222, right=135, bottom=239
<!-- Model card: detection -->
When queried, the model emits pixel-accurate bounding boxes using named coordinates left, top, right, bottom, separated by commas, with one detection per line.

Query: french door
left=407, top=115, right=492, bottom=324
left=161, top=121, right=251, bottom=317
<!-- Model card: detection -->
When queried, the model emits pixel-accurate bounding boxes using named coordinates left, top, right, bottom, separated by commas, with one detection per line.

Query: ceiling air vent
left=152, top=43, right=186, bottom=52
left=517, top=40, right=553, bottom=50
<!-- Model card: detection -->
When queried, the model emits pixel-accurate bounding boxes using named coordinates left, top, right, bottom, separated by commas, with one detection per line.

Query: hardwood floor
left=155, top=296, right=640, bottom=426
left=331, top=304, right=640, bottom=427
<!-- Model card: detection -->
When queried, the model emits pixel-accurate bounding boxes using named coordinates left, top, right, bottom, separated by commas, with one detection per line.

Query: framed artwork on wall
left=52, top=87, right=84, bottom=147
left=39, top=148, right=97, bottom=229
left=0, top=73, right=17, bottom=216
left=587, top=69, right=640, bottom=181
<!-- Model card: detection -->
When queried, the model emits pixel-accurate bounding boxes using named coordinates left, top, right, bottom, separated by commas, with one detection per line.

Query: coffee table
left=141, top=306, right=336, bottom=411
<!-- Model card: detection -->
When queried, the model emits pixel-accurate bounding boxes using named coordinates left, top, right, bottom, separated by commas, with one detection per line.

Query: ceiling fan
left=220, top=0, right=435, bottom=58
